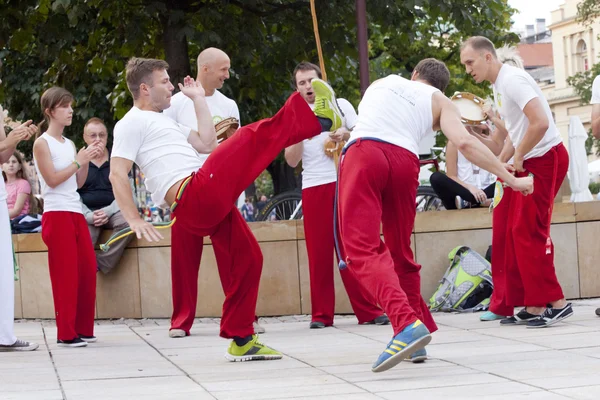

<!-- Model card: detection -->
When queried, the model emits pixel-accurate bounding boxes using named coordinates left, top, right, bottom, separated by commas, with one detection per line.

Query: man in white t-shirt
left=162, top=47, right=265, bottom=333
left=109, top=57, right=343, bottom=361
left=284, top=62, right=386, bottom=330
left=591, top=74, right=600, bottom=140
left=461, top=36, right=571, bottom=328
left=336, top=58, right=533, bottom=373
left=163, top=47, right=240, bottom=165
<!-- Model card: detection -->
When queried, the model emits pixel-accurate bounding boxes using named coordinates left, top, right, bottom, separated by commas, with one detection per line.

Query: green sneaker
left=225, top=335, right=283, bottom=362
left=312, top=78, right=343, bottom=132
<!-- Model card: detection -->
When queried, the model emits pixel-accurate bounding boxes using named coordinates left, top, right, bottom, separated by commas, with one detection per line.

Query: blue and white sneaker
left=371, top=320, right=431, bottom=373
left=407, top=348, right=427, bottom=363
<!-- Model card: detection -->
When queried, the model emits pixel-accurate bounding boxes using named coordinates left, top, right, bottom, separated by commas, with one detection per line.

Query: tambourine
left=215, top=117, right=239, bottom=143
left=450, top=92, right=487, bottom=126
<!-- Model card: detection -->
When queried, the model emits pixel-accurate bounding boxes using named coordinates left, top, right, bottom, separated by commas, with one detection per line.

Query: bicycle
left=255, top=148, right=445, bottom=221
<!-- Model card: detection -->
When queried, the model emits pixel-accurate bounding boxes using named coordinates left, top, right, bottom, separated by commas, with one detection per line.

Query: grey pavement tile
left=212, top=383, right=366, bottom=400
left=203, top=375, right=345, bottom=392
left=375, top=382, right=539, bottom=399
left=553, top=384, right=600, bottom=400
left=56, top=361, right=184, bottom=381
left=0, top=390, right=64, bottom=400
left=191, top=366, right=325, bottom=383
left=522, top=372, right=600, bottom=390
left=62, top=376, right=209, bottom=399
left=359, top=372, right=509, bottom=393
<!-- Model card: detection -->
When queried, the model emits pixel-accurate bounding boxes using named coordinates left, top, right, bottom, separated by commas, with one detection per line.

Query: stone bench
left=12, top=201, right=600, bottom=319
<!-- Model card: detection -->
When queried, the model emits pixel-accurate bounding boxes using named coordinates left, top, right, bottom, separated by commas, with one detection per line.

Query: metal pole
left=356, top=0, right=369, bottom=96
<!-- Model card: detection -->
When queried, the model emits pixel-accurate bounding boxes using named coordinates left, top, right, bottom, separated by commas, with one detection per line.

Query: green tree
left=567, top=0, right=600, bottom=155
left=1, top=0, right=517, bottom=192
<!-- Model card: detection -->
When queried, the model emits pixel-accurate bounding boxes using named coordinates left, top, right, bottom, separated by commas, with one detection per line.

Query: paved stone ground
left=2, top=299, right=600, bottom=400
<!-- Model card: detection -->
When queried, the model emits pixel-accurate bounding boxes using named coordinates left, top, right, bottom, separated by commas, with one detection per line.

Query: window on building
left=576, top=39, right=589, bottom=72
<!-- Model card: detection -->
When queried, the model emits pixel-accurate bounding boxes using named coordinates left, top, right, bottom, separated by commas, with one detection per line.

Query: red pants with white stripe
left=41, top=211, right=97, bottom=341
left=170, top=92, right=322, bottom=338
left=337, top=140, right=437, bottom=336
left=302, top=182, right=383, bottom=325
left=490, top=144, right=568, bottom=316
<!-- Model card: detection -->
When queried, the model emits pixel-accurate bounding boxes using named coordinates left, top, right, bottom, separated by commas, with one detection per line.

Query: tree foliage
left=1, top=0, right=516, bottom=192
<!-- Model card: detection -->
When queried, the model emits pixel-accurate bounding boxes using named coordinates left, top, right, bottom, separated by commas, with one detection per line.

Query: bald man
left=163, top=48, right=265, bottom=336
left=164, top=47, right=240, bottom=166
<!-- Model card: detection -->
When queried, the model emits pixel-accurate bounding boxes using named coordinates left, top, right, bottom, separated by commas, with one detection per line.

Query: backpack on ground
left=428, top=245, right=493, bottom=312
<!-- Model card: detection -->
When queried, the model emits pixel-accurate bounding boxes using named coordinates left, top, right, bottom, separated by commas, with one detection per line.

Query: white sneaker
left=168, top=329, right=187, bottom=338
left=0, top=338, right=39, bottom=352
left=254, top=321, right=266, bottom=334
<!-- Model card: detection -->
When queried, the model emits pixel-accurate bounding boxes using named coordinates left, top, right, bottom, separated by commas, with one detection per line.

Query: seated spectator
left=78, top=118, right=133, bottom=274
left=256, top=195, right=268, bottom=213
left=430, top=139, right=496, bottom=210
left=241, top=197, right=255, bottom=222
left=2, top=151, right=34, bottom=219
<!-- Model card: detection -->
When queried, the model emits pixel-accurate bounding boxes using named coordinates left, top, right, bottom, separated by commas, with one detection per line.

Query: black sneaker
left=596, top=308, right=600, bottom=317
left=527, top=303, right=573, bottom=328
left=79, top=335, right=97, bottom=343
left=500, top=308, right=540, bottom=325
left=364, top=315, right=391, bottom=325
left=309, top=321, right=327, bottom=329
left=57, top=338, right=88, bottom=348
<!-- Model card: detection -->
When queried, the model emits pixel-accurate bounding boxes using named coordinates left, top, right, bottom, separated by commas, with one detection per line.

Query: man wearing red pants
left=109, top=58, right=342, bottom=361
left=284, top=62, right=387, bottom=329
left=336, top=58, right=533, bottom=372
left=461, top=36, right=572, bottom=328
left=162, top=47, right=265, bottom=336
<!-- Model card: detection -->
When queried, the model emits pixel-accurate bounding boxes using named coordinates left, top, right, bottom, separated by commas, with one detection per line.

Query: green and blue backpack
left=428, top=245, right=493, bottom=312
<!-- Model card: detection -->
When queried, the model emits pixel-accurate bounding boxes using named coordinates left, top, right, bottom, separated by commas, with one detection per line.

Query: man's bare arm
left=592, top=104, right=600, bottom=140
left=513, top=98, right=549, bottom=168
left=434, top=94, right=532, bottom=193
left=284, top=143, right=304, bottom=168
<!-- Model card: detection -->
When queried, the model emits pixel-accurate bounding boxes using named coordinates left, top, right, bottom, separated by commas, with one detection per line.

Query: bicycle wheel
left=255, top=190, right=303, bottom=221
left=416, top=186, right=444, bottom=212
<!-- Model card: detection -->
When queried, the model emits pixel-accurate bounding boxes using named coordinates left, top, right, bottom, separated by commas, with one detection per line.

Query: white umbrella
left=567, top=116, right=594, bottom=202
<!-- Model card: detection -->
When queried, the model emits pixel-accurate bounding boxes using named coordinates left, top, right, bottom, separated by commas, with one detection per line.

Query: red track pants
left=337, top=139, right=437, bottom=336
left=490, top=144, right=569, bottom=315
left=41, top=211, right=97, bottom=341
left=302, top=182, right=383, bottom=325
left=170, top=92, right=322, bottom=338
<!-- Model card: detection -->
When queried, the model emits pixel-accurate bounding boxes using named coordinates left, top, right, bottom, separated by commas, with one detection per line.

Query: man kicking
left=109, top=57, right=342, bottom=361
left=335, top=58, right=533, bottom=372
left=162, top=47, right=266, bottom=336
left=460, top=36, right=571, bottom=328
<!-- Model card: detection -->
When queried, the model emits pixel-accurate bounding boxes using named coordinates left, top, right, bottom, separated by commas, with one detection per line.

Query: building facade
left=547, top=0, right=599, bottom=149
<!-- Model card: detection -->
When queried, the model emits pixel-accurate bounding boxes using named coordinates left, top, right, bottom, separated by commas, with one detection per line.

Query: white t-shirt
left=349, top=75, right=439, bottom=155
left=34, top=133, right=83, bottom=213
left=591, top=75, right=600, bottom=104
left=456, top=151, right=496, bottom=189
left=493, top=64, right=562, bottom=160
left=112, top=107, right=204, bottom=206
left=163, top=90, right=240, bottom=166
left=302, top=99, right=357, bottom=189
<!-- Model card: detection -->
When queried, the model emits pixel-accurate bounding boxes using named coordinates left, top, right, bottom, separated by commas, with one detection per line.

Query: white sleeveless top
left=349, top=75, right=439, bottom=155
left=456, top=151, right=496, bottom=189
left=34, top=133, right=83, bottom=213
